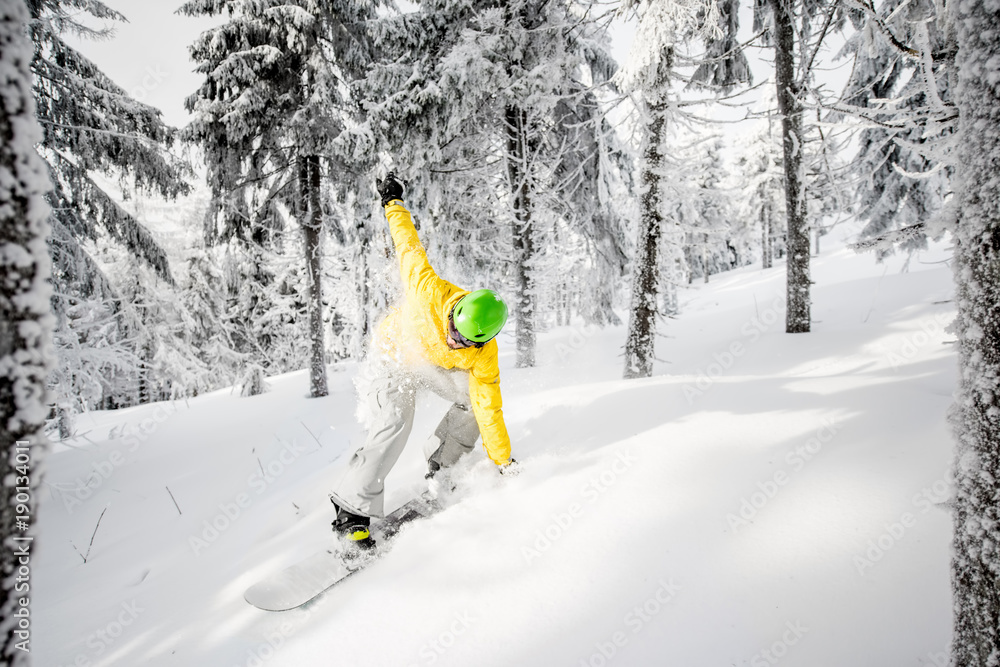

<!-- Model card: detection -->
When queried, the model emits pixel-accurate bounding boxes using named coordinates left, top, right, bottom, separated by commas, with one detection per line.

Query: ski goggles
left=448, top=310, right=482, bottom=349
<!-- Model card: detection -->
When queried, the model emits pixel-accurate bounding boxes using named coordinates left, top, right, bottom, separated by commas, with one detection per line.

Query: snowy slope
left=36, top=229, right=955, bottom=667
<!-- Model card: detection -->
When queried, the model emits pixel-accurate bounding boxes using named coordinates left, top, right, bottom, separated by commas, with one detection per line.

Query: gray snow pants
left=329, top=361, right=480, bottom=518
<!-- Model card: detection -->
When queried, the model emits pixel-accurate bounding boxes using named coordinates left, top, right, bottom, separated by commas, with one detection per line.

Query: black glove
left=376, top=172, right=404, bottom=207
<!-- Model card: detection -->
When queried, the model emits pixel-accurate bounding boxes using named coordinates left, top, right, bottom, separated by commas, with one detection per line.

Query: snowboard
left=244, top=493, right=442, bottom=611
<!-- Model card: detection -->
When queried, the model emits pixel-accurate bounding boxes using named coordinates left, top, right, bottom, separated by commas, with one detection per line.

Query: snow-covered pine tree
left=31, top=0, right=188, bottom=283
left=838, top=0, right=955, bottom=257
left=362, top=0, right=627, bottom=368
left=618, top=3, right=684, bottom=380
left=177, top=253, right=242, bottom=395
left=550, top=82, right=632, bottom=327
left=182, top=0, right=377, bottom=397
left=0, top=1, right=54, bottom=663
left=506, top=95, right=538, bottom=367
left=618, top=0, right=749, bottom=379
left=948, top=0, right=1000, bottom=662
left=29, top=0, right=190, bottom=415
left=735, top=108, right=785, bottom=269
left=752, top=0, right=848, bottom=333
left=680, top=138, right=733, bottom=283
left=624, top=37, right=679, bottom=376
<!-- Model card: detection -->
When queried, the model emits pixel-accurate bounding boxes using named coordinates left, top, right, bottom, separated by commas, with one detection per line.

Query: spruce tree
left=622, top=50, right=671, bottom=380
left=363, top=0, right=627, bottom=368
left=767, top=0, right=806, bottom=332
left=619, top=0, right=749, bottom=379
left=182, top=0, right=377, bottom=397
left=838, top=0, right=955, bottom=257
left=31, top=0, right=188, bottom=286
left=752, top=0, right=847, bottom=333
left=0, top=1, right=54, bottom=663
left=29, top=0, right=190, bottom=413
left=681, top=138, right=732, bottom=283
left=735, top=109, right=785, bottom=269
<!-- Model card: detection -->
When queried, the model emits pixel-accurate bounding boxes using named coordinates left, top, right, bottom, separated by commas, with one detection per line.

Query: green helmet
left=453, top=289, right=508, bottom=344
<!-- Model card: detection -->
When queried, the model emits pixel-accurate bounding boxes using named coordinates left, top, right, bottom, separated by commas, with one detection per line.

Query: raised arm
left=384, top=203, right=444, bottom=299
left=377, top=173, right=448, bottom=301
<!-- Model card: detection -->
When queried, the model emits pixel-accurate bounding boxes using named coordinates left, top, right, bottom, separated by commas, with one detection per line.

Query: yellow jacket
left=374, top=201, right=511, bottom=465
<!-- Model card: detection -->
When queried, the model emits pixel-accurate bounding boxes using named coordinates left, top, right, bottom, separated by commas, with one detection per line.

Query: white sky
left=64, top=1, right=221, bottom=128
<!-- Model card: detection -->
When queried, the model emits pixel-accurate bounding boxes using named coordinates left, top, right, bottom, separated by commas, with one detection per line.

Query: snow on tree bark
left=301, top=155, right=328, bottom=398
left=506, top=104, right=537, bottom=369
left=769, top=0, right=811, bottom=333
left=0, top=0, right=54, bottom=663
left=949, top=0, right=1000, bottom=663
left=761, top=191, right=773, bottom=269
left=623, top=84, right=668, bottom=380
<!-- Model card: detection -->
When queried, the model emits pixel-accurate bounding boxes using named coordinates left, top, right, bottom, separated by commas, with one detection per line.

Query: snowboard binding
left=331, top=500, right=376, bottom=557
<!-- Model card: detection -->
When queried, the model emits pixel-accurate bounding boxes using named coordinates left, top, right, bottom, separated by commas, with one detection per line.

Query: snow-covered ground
left=36, top=228, right=956, bottom=667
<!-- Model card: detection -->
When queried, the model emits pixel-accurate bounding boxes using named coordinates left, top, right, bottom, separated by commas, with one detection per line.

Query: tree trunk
left=0, top=2, right=54, bottom=663
left=949, top=1, right=1000, bottom=663
left=761, top=186, right=773, bottom=269
left=506, top=104, right=536, bottom=368
left=770, top=0, right=810, bottom=333
left=300, top=155, right=328, bottom=398
left=356, top=218, right=371, bottom=357
left=624, top=54, right=671, bottom=379
left=703, top=233, right=710, bottom=283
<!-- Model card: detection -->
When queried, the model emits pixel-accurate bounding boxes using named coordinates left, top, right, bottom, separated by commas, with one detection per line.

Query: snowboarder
left=328, top=172, right=516, bottom=553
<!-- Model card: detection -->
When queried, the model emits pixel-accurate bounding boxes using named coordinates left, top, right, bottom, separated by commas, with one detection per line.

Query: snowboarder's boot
left=425, top=460, right=456, bottom=498
left=331, top=501, right=376, bottom=558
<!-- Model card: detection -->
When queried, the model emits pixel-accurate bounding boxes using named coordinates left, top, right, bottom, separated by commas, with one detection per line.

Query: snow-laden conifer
left=838, top=0, right=956, bottom=257
left=752, top=0, right=850, bottom=333
left=28, top=0, right=191, bottom=416
left=734, top=108, right=785, bottom=268
left=618, top=0, right=749, bottom=379
left=182, top=0, right=377, bottom=397
left=362, top=0, right=629, bottom=367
